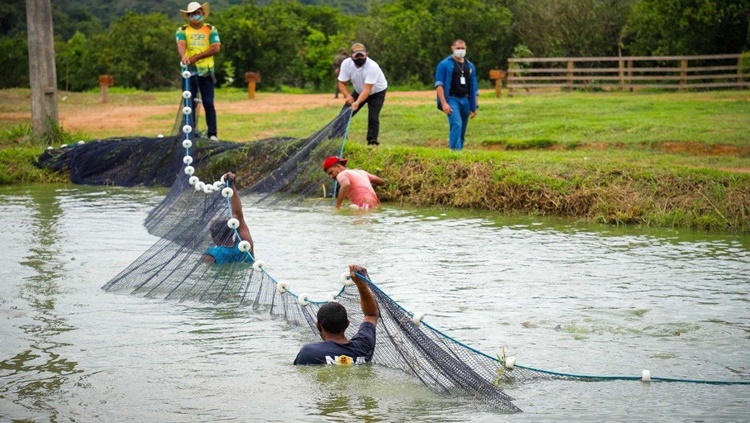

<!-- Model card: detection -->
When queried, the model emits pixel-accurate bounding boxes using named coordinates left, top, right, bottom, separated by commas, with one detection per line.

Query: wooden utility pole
left=25, top=0, right=59, bottom=138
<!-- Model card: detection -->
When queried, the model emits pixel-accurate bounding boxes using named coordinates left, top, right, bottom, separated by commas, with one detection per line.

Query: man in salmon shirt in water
left=323, top=156, right=385, bottom=209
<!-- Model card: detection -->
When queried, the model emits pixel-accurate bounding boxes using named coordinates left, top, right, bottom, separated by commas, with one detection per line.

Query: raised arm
left=224, top=172, right=253, bottom=245
left=349, top=264, right=378, bottom=325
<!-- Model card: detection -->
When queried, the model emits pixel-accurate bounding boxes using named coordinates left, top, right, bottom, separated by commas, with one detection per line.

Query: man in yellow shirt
left=176, top=2, right=221, bottom=142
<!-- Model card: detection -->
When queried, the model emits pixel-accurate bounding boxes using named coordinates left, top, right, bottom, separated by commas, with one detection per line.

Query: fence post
left=618, top=58, right=624, bottom=91
left=566, top=60, right=574, bottom=91
left=99, top=74, right=114, bottom=103
left=489, top=69, right=505, bottom=98
left=679, top=58, right=688, bottom=90
left=507, top=62, right=515, bottom=97
left=245, top=71, right=261, bottom=99
left=738, top=56, right=745, bottom=89
left=627, top=59, right=633, bottom=92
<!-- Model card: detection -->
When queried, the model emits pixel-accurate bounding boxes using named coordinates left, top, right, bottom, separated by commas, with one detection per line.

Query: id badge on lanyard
left=460, top=76, right=466, bottom=85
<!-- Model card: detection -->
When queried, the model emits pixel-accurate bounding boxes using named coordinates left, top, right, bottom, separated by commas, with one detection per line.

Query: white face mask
left=453, top=48, right=466, bottom=59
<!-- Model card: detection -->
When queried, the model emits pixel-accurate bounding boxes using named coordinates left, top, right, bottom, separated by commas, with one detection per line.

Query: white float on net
left=411, top=312, right=426, bottom=326
left=341, top=271, right=354, bottom=286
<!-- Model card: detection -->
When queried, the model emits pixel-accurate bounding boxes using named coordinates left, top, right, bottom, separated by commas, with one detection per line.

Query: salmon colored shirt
left=336, top=169, right=380, bottom=208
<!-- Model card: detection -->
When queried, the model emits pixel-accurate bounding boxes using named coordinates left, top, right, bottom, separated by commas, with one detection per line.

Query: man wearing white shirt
left=337, top=42, right=389, bottom=146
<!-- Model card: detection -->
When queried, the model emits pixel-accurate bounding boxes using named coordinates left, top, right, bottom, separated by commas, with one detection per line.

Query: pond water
left=1, top=184, right=749, bottom=422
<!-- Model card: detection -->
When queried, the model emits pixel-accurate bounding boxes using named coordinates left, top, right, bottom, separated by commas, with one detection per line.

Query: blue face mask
left=189, top=13, right=204, bottom=23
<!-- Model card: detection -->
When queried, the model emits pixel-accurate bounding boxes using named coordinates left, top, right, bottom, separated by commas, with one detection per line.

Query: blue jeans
left=446, top=96, right=470, bottom=150
left=189, top=74, right=217, bottom=138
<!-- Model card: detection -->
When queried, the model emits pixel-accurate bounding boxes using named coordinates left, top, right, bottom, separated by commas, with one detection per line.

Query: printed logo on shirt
left=325, top=355, right=367, bottom=365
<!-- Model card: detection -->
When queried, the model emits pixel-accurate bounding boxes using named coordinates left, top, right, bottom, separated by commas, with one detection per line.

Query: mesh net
left=36, top=74, right=750, bottom=402
left=37, top=106, right=555, bottom=413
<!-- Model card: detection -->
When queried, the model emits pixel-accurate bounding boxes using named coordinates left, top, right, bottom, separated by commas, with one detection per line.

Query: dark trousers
left=334, top=70, right=341, bottom=98
left=351, top=89, right=386, bottom=143
left=189, top=74, right=217, bottom=137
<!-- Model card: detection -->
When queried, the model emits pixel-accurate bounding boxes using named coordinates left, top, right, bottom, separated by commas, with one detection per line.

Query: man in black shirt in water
left=294, top=265, right=378, bottom=365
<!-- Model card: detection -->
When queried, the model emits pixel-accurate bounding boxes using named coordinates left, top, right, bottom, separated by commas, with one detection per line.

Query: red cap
left=323, top=156, right=348, bottom=171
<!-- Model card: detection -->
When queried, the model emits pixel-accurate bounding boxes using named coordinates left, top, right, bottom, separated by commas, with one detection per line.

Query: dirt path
left=41, top=90, right=433, bottom=136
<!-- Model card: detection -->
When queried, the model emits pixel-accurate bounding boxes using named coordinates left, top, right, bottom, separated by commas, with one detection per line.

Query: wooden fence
left=506, top=54, right=749, bottom=96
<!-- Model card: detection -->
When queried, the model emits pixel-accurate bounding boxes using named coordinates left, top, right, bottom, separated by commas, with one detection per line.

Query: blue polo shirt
left=204, top=243, right=253, bottom=264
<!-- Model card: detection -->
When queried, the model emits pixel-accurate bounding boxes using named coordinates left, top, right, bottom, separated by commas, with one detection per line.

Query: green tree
left=0, top=0, right=27, bottom=36
left=53, top=6, right=104, bottom=41
left=362, top=0, right=514, bottom=86
left=56, top=31, right=102, bottom=91
left=509, top=0, right=634, bottom=58
left=213, top=1, right=351, bottom=89
left=103, top=12, right=179, bottom=90
left=301, top=28, right=337, bottom=90
left=0, top=34, right=28, bottom=88
left=625, top=0, right=750, bottom=55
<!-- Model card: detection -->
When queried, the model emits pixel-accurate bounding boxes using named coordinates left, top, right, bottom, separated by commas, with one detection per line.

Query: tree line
left=4, top=0, right=749, bottom=91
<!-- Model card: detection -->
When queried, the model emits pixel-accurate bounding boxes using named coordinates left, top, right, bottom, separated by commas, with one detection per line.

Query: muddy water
left=1, top=184, right=748, bottom=422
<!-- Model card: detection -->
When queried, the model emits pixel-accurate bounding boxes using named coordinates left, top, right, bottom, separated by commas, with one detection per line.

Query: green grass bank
left=1, top=88, right=749, bottom=233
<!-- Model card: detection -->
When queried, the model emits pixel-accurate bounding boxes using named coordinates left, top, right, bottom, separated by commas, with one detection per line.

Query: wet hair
left=317, top=302, right=349, bottom=334
left=210, top=218, right=234, bottom=245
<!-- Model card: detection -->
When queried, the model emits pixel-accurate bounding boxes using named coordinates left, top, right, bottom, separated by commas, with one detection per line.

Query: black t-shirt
left=449, top=59, right=469, bottom=97
left=293, top=322, right=376, bottom=365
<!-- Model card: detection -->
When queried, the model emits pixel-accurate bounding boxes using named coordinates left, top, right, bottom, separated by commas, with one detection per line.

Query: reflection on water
left=1, top=186, right=82, bottom=421
left=0, top=185, right=749, bottom=422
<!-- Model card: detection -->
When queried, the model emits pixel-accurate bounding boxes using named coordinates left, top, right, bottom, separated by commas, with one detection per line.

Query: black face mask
left=353, top=58, right=367, bottom=67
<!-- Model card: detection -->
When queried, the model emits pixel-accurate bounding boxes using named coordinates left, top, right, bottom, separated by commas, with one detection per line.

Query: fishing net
left=35, top=87, right=529, bottom=412
left=87, top=106, right=532, bottom=412
left=38, top=70, right=748, bottom=415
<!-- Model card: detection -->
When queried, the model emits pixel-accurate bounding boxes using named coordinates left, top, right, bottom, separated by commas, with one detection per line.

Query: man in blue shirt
left=202, top=172, right=254, bottom=264
left=434, top=39, right=479, bottom=151
left=294, top=265, right=379, bottom=365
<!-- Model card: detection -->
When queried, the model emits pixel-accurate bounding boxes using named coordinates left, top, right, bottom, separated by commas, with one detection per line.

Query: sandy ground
left=41, top=91, right=436, bottom=136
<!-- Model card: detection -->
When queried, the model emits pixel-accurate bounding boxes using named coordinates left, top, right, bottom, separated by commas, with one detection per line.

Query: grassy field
left=1, top=88, right=749, bottom=232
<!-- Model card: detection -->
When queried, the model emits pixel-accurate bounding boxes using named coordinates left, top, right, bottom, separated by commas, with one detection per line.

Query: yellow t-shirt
left=175, top=24, right=221, bottom=76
